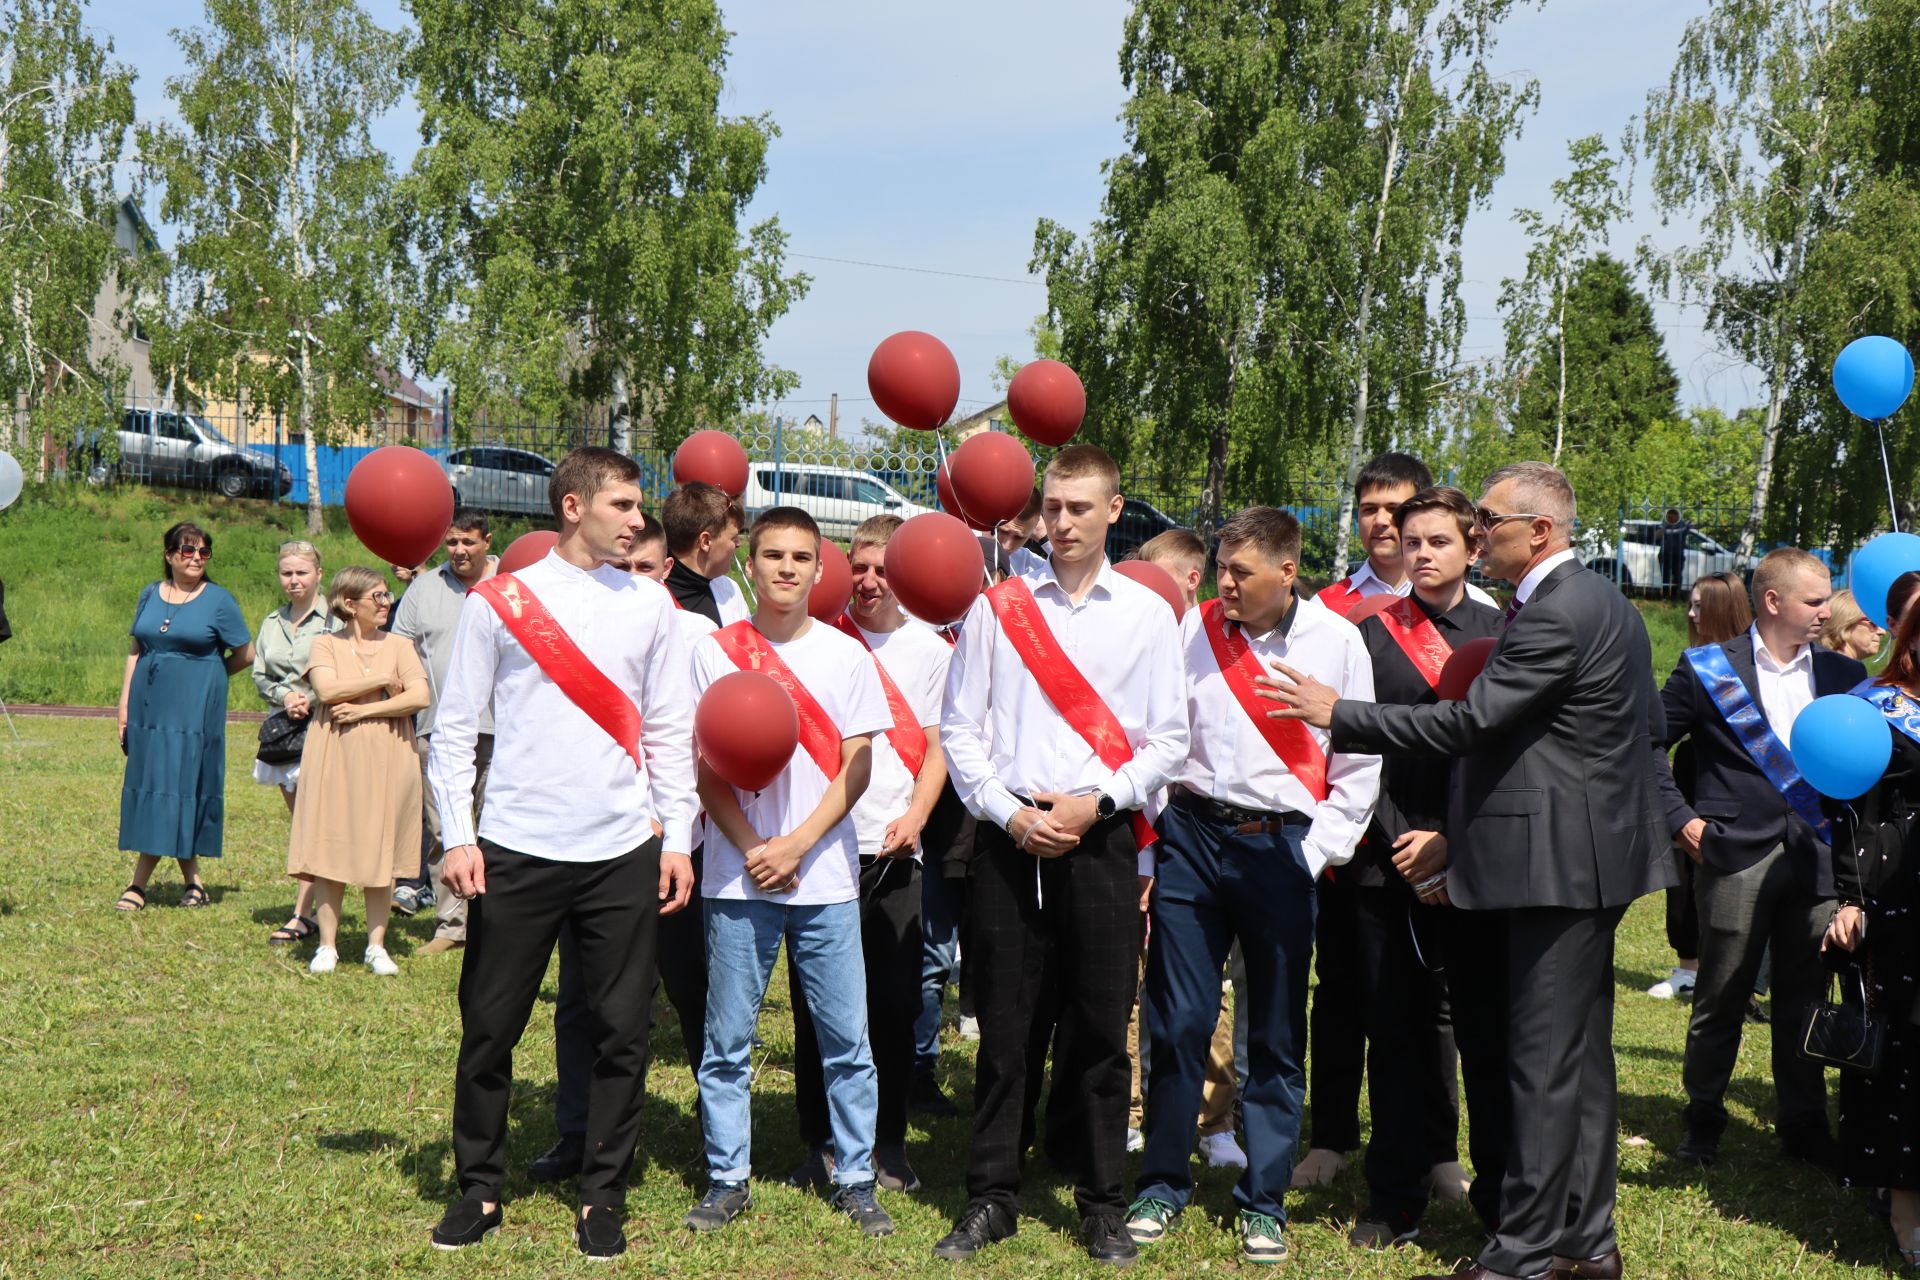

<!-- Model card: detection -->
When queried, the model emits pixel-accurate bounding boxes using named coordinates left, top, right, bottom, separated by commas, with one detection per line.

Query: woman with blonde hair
left=1822, top=588, right=1885, bottom=664
left=288, top=566, right=429, bottom=975
left=253, top=541, right=334, bottom=944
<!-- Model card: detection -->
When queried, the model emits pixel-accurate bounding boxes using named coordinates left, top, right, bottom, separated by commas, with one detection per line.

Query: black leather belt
left=1174, top=787, right=1309, bottom=835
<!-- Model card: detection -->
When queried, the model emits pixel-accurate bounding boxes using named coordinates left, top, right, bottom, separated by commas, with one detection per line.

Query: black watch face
left=1098, top=795, right=1116, bottom=817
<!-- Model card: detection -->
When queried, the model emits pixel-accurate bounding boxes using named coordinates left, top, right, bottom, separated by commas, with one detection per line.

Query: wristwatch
left=1095, top=791, right=1118, bottom=820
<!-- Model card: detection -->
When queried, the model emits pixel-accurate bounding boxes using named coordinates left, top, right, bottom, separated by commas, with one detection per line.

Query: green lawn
left=0, top=717, right=1904, bottom=1278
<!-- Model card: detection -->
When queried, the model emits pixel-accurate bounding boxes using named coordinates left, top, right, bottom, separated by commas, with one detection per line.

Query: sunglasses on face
left=1474, top=508, right=1546, bottom=530
left=172, top=545, right=211, bottom=560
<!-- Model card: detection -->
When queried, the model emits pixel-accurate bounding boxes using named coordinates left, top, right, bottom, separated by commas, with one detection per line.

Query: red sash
left=1315, top=576, right=1365, bottom=619
left=473, top=573, right=644, bottom=771
left=711, top=620, right=844, bottom=781
left=1373, top=596, right=1453, bottom=691
left=1200, top=599, right=1330, bottom=802
left=984, top=579, right=1157, bottom=849
left=832, top=614, right=930, bottom=777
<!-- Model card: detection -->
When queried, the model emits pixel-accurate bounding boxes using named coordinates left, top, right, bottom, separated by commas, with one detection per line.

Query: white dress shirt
left=1750, top=623, right=1817, bottom=747
left=940, top=556, right=1190, bottom=842
left=713, top=575, right=752, bottom=625
left=428, top=551, right=698, bottom=861
left=1512, top=547, right=1579, bottom=605
left=1177, top=594, right=1382, bottom=878
left=1343, top=556, right=1499, bottom=608
left=852, top=620, right=953, bottom=859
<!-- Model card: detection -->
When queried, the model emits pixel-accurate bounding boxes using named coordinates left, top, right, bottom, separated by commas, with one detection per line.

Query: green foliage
left=0, top=0, right=138, bottom=446
left=403, top=0, right=808, bottom=447
left=140, top=0, right=410, bottom=534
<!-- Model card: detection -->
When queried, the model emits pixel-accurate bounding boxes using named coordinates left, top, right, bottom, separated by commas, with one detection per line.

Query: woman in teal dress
left=114, top=522, right=254, bottom=910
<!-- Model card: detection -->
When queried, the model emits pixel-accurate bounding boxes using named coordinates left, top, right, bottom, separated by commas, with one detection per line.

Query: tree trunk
left=1552, top=281, right=1567, bottom=465
left=1199, top=417, right=1229, bottom=536
left=300, top=338, right=322, bottom=535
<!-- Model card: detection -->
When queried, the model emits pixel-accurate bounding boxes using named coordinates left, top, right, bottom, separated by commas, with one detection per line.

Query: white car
left=1581, top=518, right=1737, bottom=591
left=742, top=463, right=932, bottom=541
left=441, top=446, right=558, bottom=517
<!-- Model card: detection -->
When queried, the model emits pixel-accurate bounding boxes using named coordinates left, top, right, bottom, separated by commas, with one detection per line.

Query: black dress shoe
left=1779, top=1121, right=1838, bottom=1172
left=575, top=1205, right=626, bottom=1260
left=528, top=1133, right=585, bottom=1183
left=784, top=1144, right=835, bottom=1189
left=910, top=1072, right=960, bottom=1116
left=1549, top=1247, right=1623, bottom=1278
left=875, top=1142, right=921, bottom=1192
left=1674, top=1126, right=1720, bottom=1166
left=932, top=1199, right=1017, bottom=1260
left=1411, top=1266, right=1548, bottom=1280
left=430, top=1195, right=502, bottom=1250
left=1082, top=1212, right=1138, bottom=1267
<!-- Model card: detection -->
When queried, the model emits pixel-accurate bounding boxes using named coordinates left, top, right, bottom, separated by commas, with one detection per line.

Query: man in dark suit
left=1656, top=547, right=1862, bottom=1168
left=1264, top=461, right=1673, bottom=1280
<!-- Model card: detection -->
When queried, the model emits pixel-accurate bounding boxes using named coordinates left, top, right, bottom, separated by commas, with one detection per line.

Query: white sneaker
left=958, top=1015, right=981, bottom=1041
left=309, top=945, right=338, bottom=974
left=1647, top=967, right=1698, bottom=999
left=1427, top=1160, right=1472, bottom=1203
left=364, top=945, right=399, bottom=977
left=1200, top=1132, right=1249, bottom=1169
left=1126, top=1126, right=1145, bottom=1153
left=1289, top=1146, right=1349, bottom=1188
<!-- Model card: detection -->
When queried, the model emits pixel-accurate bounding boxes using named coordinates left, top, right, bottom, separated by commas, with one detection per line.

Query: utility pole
left=829, top=392, right=839, bottom=441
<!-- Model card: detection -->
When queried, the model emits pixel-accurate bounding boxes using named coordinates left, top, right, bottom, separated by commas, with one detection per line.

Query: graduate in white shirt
left=785, top=513, right=953, bottom=1197
left=933, top=444, right=1189, bottom=1268
left=1125, top=506, right=1380, bottom=1265
left=427, top=448, right=697, bottom=1260
left=683, top=506, right=897, bottom=1239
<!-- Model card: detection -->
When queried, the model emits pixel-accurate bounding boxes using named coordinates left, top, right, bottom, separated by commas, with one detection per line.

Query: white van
left=742, top=463, right=932, bottom=542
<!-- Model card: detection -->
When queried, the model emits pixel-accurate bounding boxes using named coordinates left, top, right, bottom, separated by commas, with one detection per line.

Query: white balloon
left=0, top=450, right=20, bottom=512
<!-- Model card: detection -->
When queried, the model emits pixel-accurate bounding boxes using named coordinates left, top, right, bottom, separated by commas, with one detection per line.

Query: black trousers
left=1305, top=872, right=1366, bottom=1151
left=452, top=838, right=661, bottom=1208
left=791, top=855, right=923, bottom=1148
left=1479, top=904, right=1627, bottom=1277
left=1352, top=885, right=1460, bottom=1219
left=554, top=846, right=708, bottom=1140
left=965, top=814, right=1140, bottom=1218
left=1665, top=852, right=1700, bottom=962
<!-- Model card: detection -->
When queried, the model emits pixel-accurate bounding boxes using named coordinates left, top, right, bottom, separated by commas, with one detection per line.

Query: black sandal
left=179, top=883, right=211, bottom=908
left=268, top=914, right=318, bottom=945
left=114, top=884, right=146, bottom=913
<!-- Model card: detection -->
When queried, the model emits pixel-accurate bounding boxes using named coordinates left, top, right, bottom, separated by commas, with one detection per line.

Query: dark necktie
left=1503, top=595, right=1524, bottom=628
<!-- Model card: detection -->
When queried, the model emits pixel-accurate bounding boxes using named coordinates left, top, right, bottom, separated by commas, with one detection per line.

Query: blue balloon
left=1791, top=694, right=1893, bottom=800
left=1833, top=335, right=1916, bottom=421
left=1849, top=531, right=1920, bottom=628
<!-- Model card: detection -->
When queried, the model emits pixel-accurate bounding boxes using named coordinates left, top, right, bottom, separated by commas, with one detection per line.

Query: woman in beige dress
left=289, top=566, right=430, bottom=976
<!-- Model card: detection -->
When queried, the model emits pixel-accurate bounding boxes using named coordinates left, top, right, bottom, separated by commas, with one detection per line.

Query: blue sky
left=98, top=0, right=1755, bottom=428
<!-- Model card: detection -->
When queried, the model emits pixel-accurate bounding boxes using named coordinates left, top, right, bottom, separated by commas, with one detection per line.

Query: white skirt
left=252, top=758, right=300, bottom=791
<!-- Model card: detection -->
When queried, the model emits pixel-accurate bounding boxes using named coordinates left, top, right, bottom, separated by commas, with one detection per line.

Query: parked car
left=77, top=408, right=292, bottom=499
left=442, top=446, right=558, bottom=517
left=1581, top=518, right=1737, bottom=591
left=1108, top=497, right=1181, bottom=562
left=741, top=463, right=932, bottom=541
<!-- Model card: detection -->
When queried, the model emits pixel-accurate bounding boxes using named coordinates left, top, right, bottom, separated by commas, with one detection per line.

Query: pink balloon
left=885, top=512, right=986, bottom=624
left=947, top=432, right=1036, bottom=529
left=673, top=430, right=750, bottom=497
left=697, top=671, right=800, bottom=792
left=868, top=331, right=961, bottom=430
left=345, top=447, right=454, bottom=568
left=1436, top=636, right=1498, bottom=701
left=808, top=539, right=854, bottom=621
left=497, top=529, right=558, bottom=574
left=1007, top=359, right=1086, bottom=447
left=1115, top=559, right=1186, bottom=620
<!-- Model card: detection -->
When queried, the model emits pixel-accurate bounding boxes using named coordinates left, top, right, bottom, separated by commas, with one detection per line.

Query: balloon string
left=938, top=429, right=998, bottom=588
left=1878, top=418, right=1902, bottom=534
left=734, top=547, right=757, bottom=609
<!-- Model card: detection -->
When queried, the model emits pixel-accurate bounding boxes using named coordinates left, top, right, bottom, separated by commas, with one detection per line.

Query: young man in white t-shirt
left=683, top=506, right=896, bottom=1237
left=785, top=514, right=952, bottom=1197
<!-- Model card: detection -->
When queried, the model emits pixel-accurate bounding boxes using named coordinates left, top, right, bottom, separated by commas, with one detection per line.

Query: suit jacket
left=1653, top=633, right=1865, bottom=898
left=1329, top=559, right=1674, bottom=912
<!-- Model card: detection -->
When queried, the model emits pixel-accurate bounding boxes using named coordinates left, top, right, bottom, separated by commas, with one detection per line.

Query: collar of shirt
left=1514, top=548, right=1579, bottom=604
left=1347, top=557, right=1406, bottom=596
left=1235, top=593, right=1301, bottom=645
left=1028, top=553, right=1116, bottom=605
left=1750, top=622, right=1815, bottom=676
left=437, top=559, right=491, bottom=594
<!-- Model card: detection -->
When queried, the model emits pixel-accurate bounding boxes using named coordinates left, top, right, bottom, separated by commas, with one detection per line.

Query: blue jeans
left=699, top=897, right=877, bottom=1185
left=1136, top=798, right=1317, bottom=1221
left=914, top=863, right=962, bottom=1073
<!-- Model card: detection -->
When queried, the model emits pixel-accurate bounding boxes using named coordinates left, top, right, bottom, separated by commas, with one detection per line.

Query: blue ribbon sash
left=1685, top=643, right=1832, bottom=841
left=1851, top=679, right=1920, bottom=747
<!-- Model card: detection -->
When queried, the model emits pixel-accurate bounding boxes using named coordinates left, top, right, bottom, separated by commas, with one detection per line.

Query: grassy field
left=0, top=716, right=1906, bottom=1279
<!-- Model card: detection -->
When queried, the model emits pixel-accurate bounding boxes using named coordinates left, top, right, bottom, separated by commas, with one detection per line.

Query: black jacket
left=1331, top=558, right=1674, bottom=912
left=1653, top=632, right=1865, bottom=899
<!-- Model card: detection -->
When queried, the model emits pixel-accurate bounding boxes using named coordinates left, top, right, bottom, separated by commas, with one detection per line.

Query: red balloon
left=936, top=463, right=993, bottom=531
left=1006, top=359, right=1087, bottom=447
left=885, top=512, right=986, bottom=624
left=673, top=430, right=751, bottom=497
left=1345, top=594, right=1399, bottom=624
left=1115, top=559, right=1187, bottom=621
left=947, top=432, right=1036, bottom=528
left=345, top=446, right=454, bottom=568
left=1436, top=636, right=1499, bottom=701
left=868, top=331, right=961, bottom=430
left=497, top=529, right=558, bottom=574
left=696, top=671, right=800, bottom=792
left=808, top=539, right=854, bottom=621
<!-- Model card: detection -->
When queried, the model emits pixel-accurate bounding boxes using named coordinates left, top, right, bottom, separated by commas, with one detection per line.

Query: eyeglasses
left=359, top=592, right=393, bottom=604
left=1475, top=508, right=1546, bottom=530
left=172, top=545, right=211, bottom=560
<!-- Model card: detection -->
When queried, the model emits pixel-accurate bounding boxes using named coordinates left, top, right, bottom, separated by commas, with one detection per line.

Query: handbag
left=256, top=708, right=309, bottom=764
left=1799, top=963, right=1886, bottom=1074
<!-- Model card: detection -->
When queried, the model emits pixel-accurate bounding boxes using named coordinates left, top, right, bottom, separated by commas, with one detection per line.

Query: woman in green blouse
left=252, top=540, right=333, bottom=944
